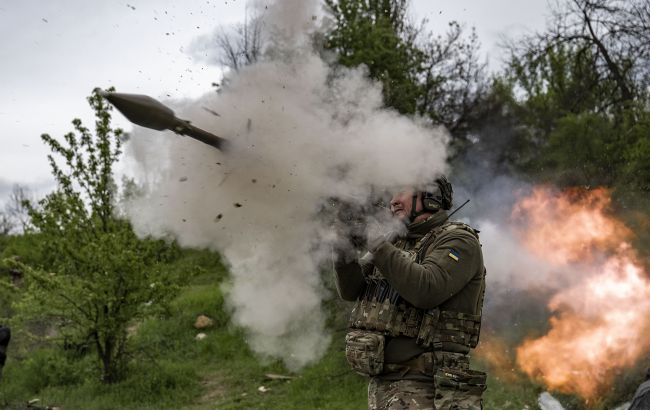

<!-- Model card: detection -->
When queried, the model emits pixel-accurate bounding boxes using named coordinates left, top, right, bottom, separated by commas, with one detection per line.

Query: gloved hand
left=332, top=213, right=366, bottom=264
left=366, top=230, right=398, bottom=253
left=358, top=230, right=398, bottom=265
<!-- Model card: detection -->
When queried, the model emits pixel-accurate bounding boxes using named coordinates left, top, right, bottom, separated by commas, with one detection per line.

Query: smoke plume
left=124, top=0, right=449, bottom=369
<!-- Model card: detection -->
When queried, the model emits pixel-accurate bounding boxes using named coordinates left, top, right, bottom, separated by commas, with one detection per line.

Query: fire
left=511, top=187, right=633, bottom=265
left=513, top=186, right=650, bottom=400
left=474, top=336, right=520, bottom=383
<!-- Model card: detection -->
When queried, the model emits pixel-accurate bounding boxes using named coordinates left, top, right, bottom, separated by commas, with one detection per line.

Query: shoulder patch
left=448, top=248, right=460, bottom=262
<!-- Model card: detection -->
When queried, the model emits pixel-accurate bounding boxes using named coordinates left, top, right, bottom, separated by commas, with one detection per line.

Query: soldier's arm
left=371, top=231, right=480, bottom=309
left=333, top=256, right=368, bottom=301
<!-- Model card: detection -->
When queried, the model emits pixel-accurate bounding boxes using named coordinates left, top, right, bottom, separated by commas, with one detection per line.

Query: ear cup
left=422, top=198, right=440, bottom=212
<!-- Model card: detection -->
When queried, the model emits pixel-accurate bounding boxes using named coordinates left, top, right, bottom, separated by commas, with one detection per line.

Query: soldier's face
left=390, top=190, right=421, bottom=221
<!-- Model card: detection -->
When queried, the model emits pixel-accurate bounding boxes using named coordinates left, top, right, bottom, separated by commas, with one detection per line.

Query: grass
left=0, top=247, right=563, bottom=409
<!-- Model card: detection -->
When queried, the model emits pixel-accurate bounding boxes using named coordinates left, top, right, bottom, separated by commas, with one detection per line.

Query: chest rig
left=348, top=222, right=483, bottom=350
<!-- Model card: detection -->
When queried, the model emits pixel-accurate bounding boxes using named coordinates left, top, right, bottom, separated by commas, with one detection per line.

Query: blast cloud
left=124, top=0, right=449, bottom=369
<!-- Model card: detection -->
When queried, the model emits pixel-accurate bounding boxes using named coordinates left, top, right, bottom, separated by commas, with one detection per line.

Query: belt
left=383, top=351, right=470, bottom=377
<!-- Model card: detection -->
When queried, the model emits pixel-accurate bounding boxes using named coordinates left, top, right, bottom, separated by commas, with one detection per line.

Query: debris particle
left=179, top=176, right=188, bottom=182
left=182, top=218, right=187, bottom=222
left=195, top=333, right=207, bottom=341
left=194, top=315, right=215, bottom=329
left=202, top=106, right=221, bottom=117
left=251, top=179, right=257, bottom=183
left=41, top=18, right=48, bottom=23
left=126, top=4, right=136, bottom=10
left=258, top=386, right=270, bottom=393
left=216, top=162, right=222, bottom=165
left=234, top=203, right=242, bottom=208
left=215, top=214, right=223, bottom=221
left=265, top=373, right=294, bottom=380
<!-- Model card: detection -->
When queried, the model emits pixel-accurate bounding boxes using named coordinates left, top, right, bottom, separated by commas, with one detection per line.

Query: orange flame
left=513, top=187, right=650, bottom=400
left=511, top=187, right=633, bottom=265
left=474, top=336, right=520, bottom=383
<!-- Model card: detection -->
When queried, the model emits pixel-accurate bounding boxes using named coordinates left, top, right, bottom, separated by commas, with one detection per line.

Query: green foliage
left=0, top=247, right=545, bottom=409
left=541, top=113, right=618, bottom=186
left=540, top=109, right=650, bottom=190
left=11, top=88, right=181, bottom=384
left=2, top=349, right=94, bottom=394
left=324, top=0, right=422, bottom=115
left=324, top=0, right=487, bottom=147
left=0, top=232, right=45, bottom=316
left=620, top=110, right=650, bottom=191
left=494, top=2, right=650, bottom=191
left=509, top=44, right=612, bottom=119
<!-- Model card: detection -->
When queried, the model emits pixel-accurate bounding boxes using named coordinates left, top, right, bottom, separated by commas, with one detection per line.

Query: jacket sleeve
left=333, top=256, right=368, bottom=301
left=371, top=230, right=481, bottom=309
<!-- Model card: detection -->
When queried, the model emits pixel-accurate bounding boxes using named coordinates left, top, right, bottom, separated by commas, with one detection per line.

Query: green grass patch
left=0, top=247, right=546, bottom=409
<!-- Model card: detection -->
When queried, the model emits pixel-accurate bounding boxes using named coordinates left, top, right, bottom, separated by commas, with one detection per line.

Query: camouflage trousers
left=368, top=378, right=483, bottom=410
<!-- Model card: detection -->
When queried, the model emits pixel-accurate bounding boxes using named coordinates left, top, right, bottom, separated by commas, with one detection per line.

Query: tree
left=215, top=9, right=264, bottom=72
left=497, top=0, right=650, bottom=189
left=0, top=214, right=12, bottom=237
left=5, top=185, right=32, bottom=234
left=324, top=0, right=423, bottom=115
left=0, top=185, right=32, bottom=236
left=323, top=0, right=487, bottom=148
left=507, top=0, right=650, bottom=114
left=418, top=22, right=487, bottom=145
left=14, top=88, right=180, bottom=383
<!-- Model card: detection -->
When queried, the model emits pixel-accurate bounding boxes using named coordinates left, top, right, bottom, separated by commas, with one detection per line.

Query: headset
left=409, top=176, right=453, bottom=221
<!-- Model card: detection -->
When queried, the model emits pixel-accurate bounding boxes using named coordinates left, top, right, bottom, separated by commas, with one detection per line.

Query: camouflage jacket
left=334, top=210, right=485, bottom=363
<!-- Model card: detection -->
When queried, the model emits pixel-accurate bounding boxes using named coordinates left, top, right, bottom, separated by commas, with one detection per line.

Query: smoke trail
left=124, top=0, right=449, bottom=369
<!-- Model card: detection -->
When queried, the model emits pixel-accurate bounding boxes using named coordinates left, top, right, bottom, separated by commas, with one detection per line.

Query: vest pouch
left=434, top=367, right=487, bottom=395
left=345, top=330, right=385, bottom=377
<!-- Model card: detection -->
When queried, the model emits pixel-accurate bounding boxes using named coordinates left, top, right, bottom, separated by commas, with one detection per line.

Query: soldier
left=0, top=325, right=10, bottom=382
left=334, top=177, right=487, bottom=409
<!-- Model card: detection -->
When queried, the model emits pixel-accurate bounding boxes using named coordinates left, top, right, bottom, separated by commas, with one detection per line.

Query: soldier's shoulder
left=426, top=222, right=482, bottom=251
left=437, top=221, right=480, bottom=240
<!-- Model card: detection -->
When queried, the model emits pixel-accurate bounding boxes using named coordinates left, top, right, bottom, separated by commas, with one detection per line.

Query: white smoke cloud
left=124, top=0, right=449, bottom=370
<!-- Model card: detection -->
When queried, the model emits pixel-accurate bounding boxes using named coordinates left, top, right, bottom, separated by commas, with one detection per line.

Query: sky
left=0, top=0, right=550, bottom=202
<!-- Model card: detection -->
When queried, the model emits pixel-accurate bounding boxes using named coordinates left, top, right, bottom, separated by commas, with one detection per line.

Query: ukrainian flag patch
left=448, top=249, right=459, bottom=262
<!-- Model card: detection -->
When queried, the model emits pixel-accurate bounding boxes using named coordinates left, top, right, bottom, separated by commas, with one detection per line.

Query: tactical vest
left=348, top=222, right=484, bottom=350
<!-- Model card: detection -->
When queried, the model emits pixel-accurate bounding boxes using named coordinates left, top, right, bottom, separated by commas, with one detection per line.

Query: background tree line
left=322, top=0, right=650, bottom=191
